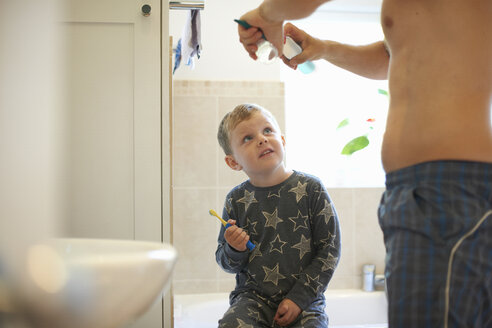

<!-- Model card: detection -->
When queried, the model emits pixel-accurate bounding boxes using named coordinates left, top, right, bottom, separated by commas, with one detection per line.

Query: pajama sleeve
left=215, top=196, right=250, bottom=273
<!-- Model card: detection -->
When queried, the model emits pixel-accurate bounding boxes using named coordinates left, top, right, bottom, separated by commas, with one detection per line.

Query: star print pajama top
left=216, top=171, right=341, bottom=326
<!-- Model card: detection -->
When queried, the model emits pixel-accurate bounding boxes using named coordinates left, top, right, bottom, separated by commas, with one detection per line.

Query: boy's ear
left=281, top=135, right=286, bottom=147
left=225, top=155, right=242, bottom=171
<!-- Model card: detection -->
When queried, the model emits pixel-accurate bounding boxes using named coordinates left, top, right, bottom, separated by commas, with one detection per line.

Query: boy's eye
left=264, top=127, right=272, bottom=134
left=243, top=136, right=252, bottom=142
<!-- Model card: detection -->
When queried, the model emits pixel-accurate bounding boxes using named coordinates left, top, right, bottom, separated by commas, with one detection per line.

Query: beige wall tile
left=353, top=188, right=386, bottom=275
left=173, top=96, right=218, bottom=187
left=174, top=80, right=284, bottom=98
left=173, top=188, right=218, bottom=283
left=328, top=273, right=357, bottom=289
left=326, top=188, right=355, bottom=277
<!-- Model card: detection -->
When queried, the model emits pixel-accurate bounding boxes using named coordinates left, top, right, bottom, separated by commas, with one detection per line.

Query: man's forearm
left=322, top=40, right=389, bottom=80
left=259, top=0, right=330, bottom=23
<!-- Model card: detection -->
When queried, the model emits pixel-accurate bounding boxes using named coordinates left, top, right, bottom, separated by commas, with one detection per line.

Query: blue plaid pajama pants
left=378, top=160, right=492, bottom=328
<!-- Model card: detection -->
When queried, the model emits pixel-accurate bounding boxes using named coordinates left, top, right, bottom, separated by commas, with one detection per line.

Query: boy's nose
left=258, top=136, right=268, bottom=145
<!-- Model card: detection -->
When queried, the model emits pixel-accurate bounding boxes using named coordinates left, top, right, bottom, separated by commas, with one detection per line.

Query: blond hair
left=217, top=104, right=280, bottom=155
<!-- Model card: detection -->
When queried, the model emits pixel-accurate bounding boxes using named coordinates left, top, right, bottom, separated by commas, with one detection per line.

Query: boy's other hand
left=224, top=219, right=250, bottom=252
left=274, top=298, right=301, bottom=326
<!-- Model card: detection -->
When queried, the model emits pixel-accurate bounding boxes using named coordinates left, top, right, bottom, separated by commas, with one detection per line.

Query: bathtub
left=174, top=289, right=387, bottom=328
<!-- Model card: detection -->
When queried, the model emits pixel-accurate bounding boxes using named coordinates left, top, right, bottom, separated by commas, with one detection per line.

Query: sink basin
left=12, top=238, right=177, bottom=328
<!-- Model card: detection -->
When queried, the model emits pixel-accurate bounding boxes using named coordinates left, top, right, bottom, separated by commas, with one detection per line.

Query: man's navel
left=383, top=16, right=394, bottom=29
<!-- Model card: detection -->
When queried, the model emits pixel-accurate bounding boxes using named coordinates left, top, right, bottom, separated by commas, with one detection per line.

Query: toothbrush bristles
left=209, top=209, right=227, bottom=226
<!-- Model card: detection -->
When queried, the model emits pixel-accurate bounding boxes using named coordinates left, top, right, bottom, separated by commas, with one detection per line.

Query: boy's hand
left=224, top=220, right=250, bottom=252
left=273, top=298, right=301, bottom=326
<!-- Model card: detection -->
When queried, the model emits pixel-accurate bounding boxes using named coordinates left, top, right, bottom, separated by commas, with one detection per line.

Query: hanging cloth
left=173, top=9, right=202, bottom=74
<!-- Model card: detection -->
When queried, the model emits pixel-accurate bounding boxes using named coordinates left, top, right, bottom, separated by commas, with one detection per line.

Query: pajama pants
left=378, top=160, right=492, bottom=328
left=218, top=291, right=328, bottom=328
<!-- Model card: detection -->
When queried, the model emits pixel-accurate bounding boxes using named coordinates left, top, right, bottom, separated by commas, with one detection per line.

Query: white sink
left=13, top=238, right=177, bottom=328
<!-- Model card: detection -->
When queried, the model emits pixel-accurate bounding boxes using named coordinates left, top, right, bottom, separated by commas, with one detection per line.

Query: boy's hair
left=217, top=103, right=280, bottom=155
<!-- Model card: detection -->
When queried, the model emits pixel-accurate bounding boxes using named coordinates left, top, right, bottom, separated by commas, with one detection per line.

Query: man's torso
left=381, top=0, right=492, bottom=172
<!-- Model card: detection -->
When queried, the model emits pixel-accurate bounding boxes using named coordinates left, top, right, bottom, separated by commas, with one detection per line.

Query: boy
left=215, top=103, right=341, bottom=327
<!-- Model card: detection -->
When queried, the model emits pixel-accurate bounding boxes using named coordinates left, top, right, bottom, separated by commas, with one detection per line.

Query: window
left=282, top=12, right=388, bottom=188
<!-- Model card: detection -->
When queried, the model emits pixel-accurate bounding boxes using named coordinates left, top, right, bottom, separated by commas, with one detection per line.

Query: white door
left=61, top=0, right=165, bottom=326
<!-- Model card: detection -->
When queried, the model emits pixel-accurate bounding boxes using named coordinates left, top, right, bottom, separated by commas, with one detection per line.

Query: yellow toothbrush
left=209, top=209, right=228, bottom=226
left=209, top=209, right=255, bottom=250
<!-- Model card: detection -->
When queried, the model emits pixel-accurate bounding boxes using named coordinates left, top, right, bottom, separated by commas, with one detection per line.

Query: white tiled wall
left=171, top=80, right=386, bottom=294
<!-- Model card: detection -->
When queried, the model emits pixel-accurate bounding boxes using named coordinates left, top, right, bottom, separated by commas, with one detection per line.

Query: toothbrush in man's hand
left=208, top=209, right=255, bottom=251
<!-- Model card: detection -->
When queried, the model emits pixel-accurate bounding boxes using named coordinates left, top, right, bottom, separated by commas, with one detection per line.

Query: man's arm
left=321, top=40, right=389, bottom=80
left=238, top=0, right=330, bottom=57
left=284, top=23, right=389, bottom=80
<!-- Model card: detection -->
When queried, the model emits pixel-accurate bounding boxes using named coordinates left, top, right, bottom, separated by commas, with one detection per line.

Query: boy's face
left=225, top=111, right=286, bottom=180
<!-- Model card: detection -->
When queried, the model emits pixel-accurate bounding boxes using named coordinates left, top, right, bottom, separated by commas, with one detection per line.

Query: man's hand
left=281, top=23, right=324, bottom=69
left=237, top=22, right=263, bottom=60
left=238, top=7, right=284, bottom=58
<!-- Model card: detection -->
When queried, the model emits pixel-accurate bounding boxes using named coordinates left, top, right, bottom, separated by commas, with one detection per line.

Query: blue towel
left=173, top=9, right=201, bottom=74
